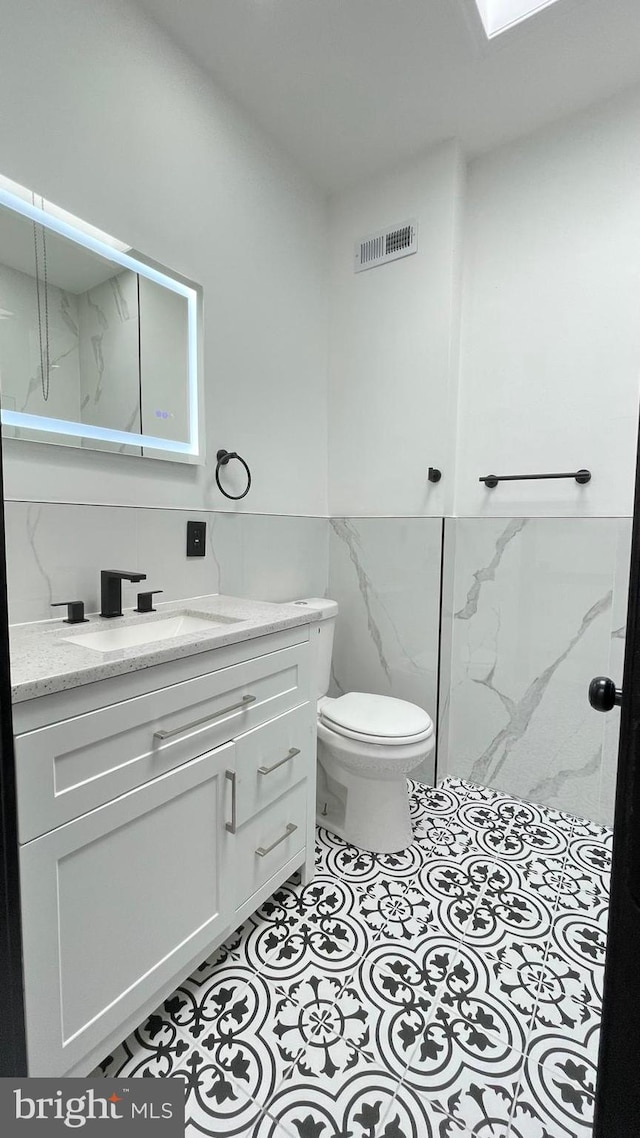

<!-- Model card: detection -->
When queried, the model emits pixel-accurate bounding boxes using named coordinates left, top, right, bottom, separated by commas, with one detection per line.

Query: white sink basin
left=63, top=612, right=241, bottom=654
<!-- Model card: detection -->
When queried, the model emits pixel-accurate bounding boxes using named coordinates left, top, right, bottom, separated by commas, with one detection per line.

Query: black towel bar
left=479, top=470, right=591, bottom=489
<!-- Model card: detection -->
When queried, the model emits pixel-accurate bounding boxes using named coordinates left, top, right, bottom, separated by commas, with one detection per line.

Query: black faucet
left=100, top=570, right=147, bottom=619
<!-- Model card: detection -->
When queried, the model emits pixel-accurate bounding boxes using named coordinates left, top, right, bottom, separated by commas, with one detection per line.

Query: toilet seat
left=318, top=692, right=434, bottom=746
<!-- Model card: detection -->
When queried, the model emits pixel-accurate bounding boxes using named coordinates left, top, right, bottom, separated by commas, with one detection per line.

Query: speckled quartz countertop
left=9, top=594, right=318, bottom=703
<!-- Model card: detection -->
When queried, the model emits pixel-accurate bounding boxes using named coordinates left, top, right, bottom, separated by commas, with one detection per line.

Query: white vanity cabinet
left=11, top=625, right=316, bottom=1077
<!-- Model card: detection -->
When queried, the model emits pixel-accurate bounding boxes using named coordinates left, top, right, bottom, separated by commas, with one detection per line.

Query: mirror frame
left=0, top=183, right=203, bottom=462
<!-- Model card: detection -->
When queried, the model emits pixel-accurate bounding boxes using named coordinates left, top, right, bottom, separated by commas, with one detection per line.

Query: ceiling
left=137, top=0, right=640, bottom=193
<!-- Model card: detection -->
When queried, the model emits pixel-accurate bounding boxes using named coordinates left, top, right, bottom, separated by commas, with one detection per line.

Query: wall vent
left=354, top=219, right=418, bottom=273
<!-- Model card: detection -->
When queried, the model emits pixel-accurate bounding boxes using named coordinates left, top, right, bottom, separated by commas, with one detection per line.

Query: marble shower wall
left=5, top=503, right=329, bottom=627
left=439, top=517, right=632, bottom=826
left=328, top=517, right=443, bottom=779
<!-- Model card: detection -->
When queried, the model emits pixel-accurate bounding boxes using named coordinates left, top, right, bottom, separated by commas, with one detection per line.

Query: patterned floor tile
left=534, top=942, right=602, bottom=1017
left=186, top=965, right=298, bottom=1075
left=567, top=815, right=613, bottom=844
left=418, top=805, right=522, bottom=863
left=183, top=894, right=305, bottom=988
left=158, top=938, right=277, bottom=1044
left=259, top=1069, right=441, bottom=1138
left=506, top=1100, right=558, bottom=1138
left=446, top=780, right=518, bottom=809
left=529, top=988, right=600, bottom=1067
left=410, top=780, right=473, bottom=826
left=167, top=967, right=303, bottom=1130
left=518, top=855, right=569, bottom=907
left=565, top=835, right=612, bottom=889
left=238, top=875, right=384, bottom=984
left=402, top=1026, right=525, bottom=1121
left=436, top=940, right=538, bottom=1055
left=315, top=825, right=431, bottom=884
left=91, top=778, right=611, bottom=1138
left=417, top=1077, right=520, bottom=1137
left=515, top=1034, right=598, bottom=1136
left=358, top=876, right=440, bottom=942
left=508, top=798, right=578, bottom=838
left=178, top=1043, right=274, bottom=1137
left=532, top=857, right=608, bottom=921
left=256, top=965, right=427, bottom=1090
left=416, top=854, right=502, bottom=942
left=89, top=1009, right=191, bottom=1079
left=277, top=984, right=380, bottom=1081
left=186, top=924, right=251, bottom=985
left=547, top=910, right=608, bottom=1008
left=275, top=932, right=468, bottom=1088
left=502, top=816, right=570, bottom=861
left=412, top=816, right=478, bottom=856
left=455, top=797, right=517, bottom=835
left=461, top=859, right=555, bottom=954
left=342, top=938, right=526, bottom=1105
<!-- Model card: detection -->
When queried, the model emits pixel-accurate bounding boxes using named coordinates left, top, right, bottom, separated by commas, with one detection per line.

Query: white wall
left=327, top=142, right=464, bottom=517
left=0, top=0, right=328, bottom=516
left=455, top=87, right=640, bottom=518
left=3, top=3, right=638, bottom=523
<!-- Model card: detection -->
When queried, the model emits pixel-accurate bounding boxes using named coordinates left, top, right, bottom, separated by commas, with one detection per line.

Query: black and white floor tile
left=93, top=777, right=611, bottom=1136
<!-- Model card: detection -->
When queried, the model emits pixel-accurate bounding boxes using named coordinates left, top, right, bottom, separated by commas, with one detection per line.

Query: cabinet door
left=20, top=742, right=234, bottom=1076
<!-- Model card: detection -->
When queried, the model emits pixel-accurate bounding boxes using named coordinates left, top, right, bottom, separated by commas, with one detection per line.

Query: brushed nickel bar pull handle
left=225, top=770, right=237, bottom=834
left=255, top=822, right=297, bottom=857
left=258, top=747, right=300, bottom=776
left=154, top=694, right=256, bottom=740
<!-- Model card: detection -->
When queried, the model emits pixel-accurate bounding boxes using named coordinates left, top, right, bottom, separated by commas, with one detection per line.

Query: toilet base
left=317, top=750, right=414, bottom=854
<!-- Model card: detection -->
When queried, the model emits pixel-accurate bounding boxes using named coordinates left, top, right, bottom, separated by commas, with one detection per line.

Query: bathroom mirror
left=0, top=178, right=201, bottom=461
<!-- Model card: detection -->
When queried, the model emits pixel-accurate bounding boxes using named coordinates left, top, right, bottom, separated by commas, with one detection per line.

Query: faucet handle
left=135, top=590, right=163, bottom=614
left=51, top=601, right=89, bottom=625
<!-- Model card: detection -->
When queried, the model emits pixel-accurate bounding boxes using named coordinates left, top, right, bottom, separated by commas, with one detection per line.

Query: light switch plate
left=186, top=520, right=206, bottom=557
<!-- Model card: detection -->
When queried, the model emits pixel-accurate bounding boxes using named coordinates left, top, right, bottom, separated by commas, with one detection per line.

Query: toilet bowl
left=292, top=598, right=435, bottom=854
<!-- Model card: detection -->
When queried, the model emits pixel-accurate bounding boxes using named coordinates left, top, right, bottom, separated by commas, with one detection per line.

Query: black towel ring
left=215, top=449, right=252, bottom=500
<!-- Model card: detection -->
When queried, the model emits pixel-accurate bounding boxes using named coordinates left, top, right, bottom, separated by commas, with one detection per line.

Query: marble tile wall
left=4, top=502, right=329, bottom=627
left=439, top=517, right=632, bottom=826
left=327, top=517, right=443, bottom=780
left=7, top=500, right=631, bottom=826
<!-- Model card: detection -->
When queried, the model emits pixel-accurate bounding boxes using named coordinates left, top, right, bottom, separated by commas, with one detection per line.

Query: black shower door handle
left=589, top=676, right=623, bottom=712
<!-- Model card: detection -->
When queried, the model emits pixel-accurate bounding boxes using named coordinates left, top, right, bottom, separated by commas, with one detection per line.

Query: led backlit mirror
left=0, top=178, right=201, bottom=461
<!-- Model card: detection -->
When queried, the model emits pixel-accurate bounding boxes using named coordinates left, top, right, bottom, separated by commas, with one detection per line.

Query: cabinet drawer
left=235, top=703, right=315, bottom=826
left=234, top=781, right=307, bottom=908
left=16, top=642, right=310, bottom=843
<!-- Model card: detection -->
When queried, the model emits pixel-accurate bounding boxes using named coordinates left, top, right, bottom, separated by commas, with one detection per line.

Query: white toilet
left=294, top=598, right=435, bottom=854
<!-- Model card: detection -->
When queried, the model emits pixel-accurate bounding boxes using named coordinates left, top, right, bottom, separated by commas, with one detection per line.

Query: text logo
left=0, top=1079, right=184, bottom=1135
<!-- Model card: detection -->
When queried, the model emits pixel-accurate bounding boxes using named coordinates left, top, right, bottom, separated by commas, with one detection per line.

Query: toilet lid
left=319, top=692, right=433, bottom=741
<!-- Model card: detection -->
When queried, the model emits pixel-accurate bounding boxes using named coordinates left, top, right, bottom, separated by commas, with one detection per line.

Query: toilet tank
left=291, top=598, right=338, bottom=699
